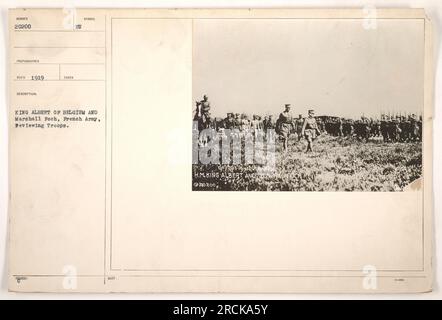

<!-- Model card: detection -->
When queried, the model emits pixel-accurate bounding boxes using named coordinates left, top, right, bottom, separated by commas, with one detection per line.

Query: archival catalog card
left=8, top=8, right=434, bottom=293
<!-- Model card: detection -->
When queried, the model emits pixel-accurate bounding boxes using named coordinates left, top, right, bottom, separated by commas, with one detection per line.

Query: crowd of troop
left=319, top=115, right=422, bottom=142
left=193, top=95, right=422, bottom=152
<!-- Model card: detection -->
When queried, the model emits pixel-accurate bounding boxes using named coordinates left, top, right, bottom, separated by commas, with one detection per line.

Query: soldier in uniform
left=409, top=114, right=419, bottom=141
left=200, top=94, right=210, bottom=110
left=252, top=115, right=264, bottom=138
left=317, top=118, right=325, bottom=134
left=360, top=116, right=371, bottom=141
left=296, top=114, right=304, bottom=141
left=263, top=115, right=276, bottom=132
left=277, top=104, right=295, bottom=151
left=194, top=95, right=213, bottom=136
left=393, top=117, right=402, bottom=142
left=267, top=115, right=276, bottom=130
left=262, top=116, right=269, bottom=130
left=195, top=94, right=211, bottom=122
left=372, top=118, right=381, bottom=137
left=241, top=114, right=250, bottom=131
left=399, top=115, right=409, bottom=142
left=234, top=113, right=241, bottom=130
left=301, top=109, right=321, bottom=152
left=224, top=113, right=235, bottom=129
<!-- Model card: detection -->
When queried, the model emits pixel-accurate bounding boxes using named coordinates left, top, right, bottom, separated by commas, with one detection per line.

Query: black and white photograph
left=192, top=18, right=424, bottom=191
left=2, top=6, right=438, bottom=297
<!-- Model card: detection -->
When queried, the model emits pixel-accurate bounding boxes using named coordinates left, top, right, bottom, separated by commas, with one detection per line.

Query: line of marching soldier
left=322, top=114, right=422, bottom=142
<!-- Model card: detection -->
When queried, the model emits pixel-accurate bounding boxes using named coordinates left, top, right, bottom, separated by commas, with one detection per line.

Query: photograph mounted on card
left=8, top=8, right=433, bottom=293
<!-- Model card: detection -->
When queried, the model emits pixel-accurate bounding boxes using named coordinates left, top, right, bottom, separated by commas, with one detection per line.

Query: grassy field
left=192, top=135, right=422, bottom=191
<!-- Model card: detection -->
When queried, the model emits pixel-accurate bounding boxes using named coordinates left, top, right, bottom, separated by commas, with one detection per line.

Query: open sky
left=193, top=18, right=424, bottom=119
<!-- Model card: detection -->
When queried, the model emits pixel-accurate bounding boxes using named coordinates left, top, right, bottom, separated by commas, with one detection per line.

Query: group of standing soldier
left=272, top=104, right=321, bottom=152
left=322, top=115, right=422, bottom=142
left=194, top=95, right=421, bottom=153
